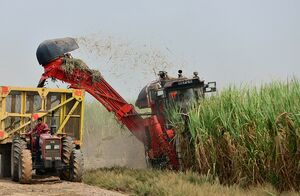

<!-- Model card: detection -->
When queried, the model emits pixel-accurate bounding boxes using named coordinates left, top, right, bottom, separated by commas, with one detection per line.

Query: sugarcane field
left=0, top=1, right=300, bottom=196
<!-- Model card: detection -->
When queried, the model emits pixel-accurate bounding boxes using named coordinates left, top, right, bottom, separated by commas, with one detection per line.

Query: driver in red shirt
left=28, top=118, right=50, bottom=136
left=28, top=118, right=50, bottom=161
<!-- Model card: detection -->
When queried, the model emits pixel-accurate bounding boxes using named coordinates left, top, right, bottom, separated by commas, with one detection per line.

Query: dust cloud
left=75, top=34, right=180, bottom=77
left=82, top=102, right=146, bottom=170
left=74, top=34, right=187, bottom=97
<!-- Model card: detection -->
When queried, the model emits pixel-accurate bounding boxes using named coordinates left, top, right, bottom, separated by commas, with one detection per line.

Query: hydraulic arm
left=38, top=58, right=146, bottom=144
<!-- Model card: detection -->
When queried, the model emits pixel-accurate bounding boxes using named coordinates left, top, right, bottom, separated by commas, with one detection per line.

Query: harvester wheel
left=59, top=136, right=74, bottom=180
left=69, top=149, right=84, bottom=182
left=11, top=137, right=27, bottom=181
left=18, top=149, right=32, bottom=184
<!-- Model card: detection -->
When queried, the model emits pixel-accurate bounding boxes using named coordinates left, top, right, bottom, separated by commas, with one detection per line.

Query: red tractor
left=11, top=115, right=83, bottom=183
left=36, top=37, right=216, bottom=170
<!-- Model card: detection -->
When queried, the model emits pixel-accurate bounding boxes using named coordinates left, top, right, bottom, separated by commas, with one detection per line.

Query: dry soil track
left=0, top=178, right=124, bottom=196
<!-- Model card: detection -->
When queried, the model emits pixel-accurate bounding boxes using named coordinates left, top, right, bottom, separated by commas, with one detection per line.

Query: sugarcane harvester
left=37, top=37, right=216, bottom=170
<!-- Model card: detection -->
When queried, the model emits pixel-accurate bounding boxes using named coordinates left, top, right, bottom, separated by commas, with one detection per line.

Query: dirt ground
left=0, top=178, right=124, bottom=196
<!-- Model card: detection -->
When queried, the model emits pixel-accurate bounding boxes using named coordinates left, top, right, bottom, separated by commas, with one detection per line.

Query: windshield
left=167, top=87, right=203, bottom=108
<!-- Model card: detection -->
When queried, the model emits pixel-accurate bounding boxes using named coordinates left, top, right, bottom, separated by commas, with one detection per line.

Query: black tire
left=11, top=137, right=26, bottom=181
left=18, top=149, right=32, bottom=184
left=70, top=149, right=84, bottom=182
left=59, top=136, right=74, bottom=180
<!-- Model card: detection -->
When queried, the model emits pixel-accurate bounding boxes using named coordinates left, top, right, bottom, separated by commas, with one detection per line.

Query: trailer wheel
left=11, top=137, right=26, bottom=181
left=18, top=149, right=32, bottom=184
left=60, top=136, right=73, bottom=180
left=70, top=149, right=84, bottom=182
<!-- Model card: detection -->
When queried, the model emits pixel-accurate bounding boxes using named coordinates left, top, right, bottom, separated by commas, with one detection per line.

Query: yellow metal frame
left=0, top=86, right=85, bottom=145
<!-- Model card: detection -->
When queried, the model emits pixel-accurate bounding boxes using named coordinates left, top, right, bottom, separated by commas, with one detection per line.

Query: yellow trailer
left=0, top=86, right=85, bottom=178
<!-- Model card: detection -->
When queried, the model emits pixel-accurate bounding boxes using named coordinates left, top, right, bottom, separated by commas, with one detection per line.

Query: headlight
left=54, top=144, right=60, bottom=150
left=45, top=145, right=51, bottom=150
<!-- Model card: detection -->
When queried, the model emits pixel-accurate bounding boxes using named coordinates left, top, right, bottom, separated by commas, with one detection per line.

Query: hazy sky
left=0, top=0, right=299, bottom=99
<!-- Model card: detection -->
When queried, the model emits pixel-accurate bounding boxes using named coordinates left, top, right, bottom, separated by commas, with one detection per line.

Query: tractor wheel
left=69, top=149, right=84, bottom=182
left=18, top=149, right=32, bottom=184
left=59, top=136, right=74, bottom=180
left=11, top=137, right=27, bottom=181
